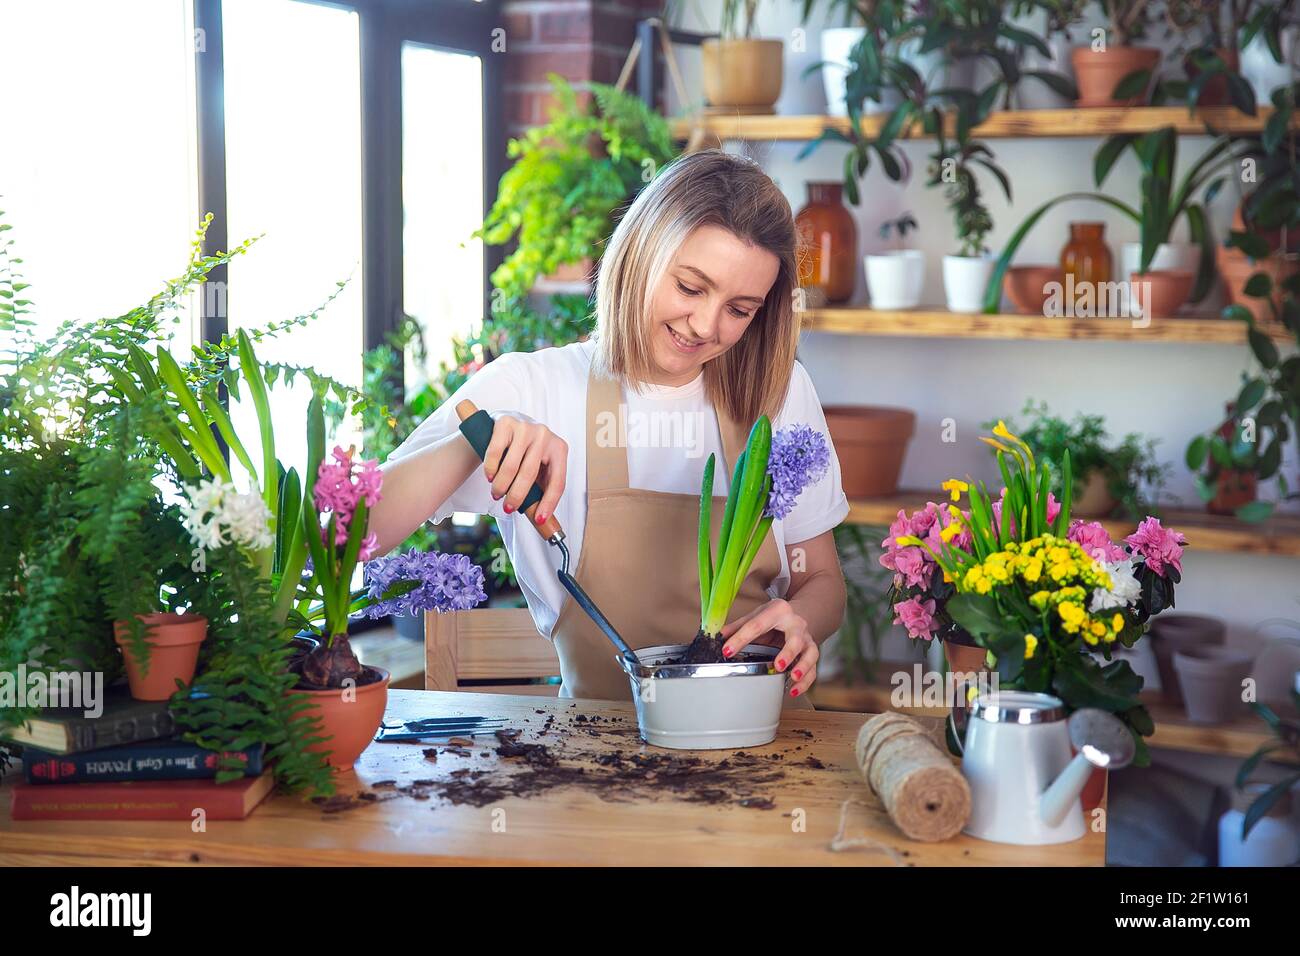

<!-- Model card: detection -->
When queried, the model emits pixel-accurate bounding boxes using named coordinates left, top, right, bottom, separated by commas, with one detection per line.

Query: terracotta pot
left=290, top=666, right=391, bottom=770
left=1208, top=468, right=1258, bottom=515
left=1185, top=48, right=1240, bottom=107
left=1071, top=46, right=1160, bottom=107
left=1004, top=265, right=1062, bottom=314
left=701, top=39, right=784, bottom=111
left=1130, top=269, right=1194, bottom=318
left=943, top=640, right=988, bottom=673
left=795, top=182, right=857, bottom=305
left=113, top=613, right=208, bottom=701
left=823, top=405, right=916, bottom=497
left=1073, top=470, right=1117, bottom=518
left=1149, top=613, right=1226, bottom=705
left=1173, top=646, right=1254, bottom=724
left=1218, top=250, right=1300, bottom=327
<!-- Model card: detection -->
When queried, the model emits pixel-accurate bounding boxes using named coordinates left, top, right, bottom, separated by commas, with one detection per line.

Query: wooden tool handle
left=455, top=400, right=564, bottom=540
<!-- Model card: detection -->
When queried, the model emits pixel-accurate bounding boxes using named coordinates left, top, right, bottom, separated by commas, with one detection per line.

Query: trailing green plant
left=989, top=400, right=1169, bottom=520
left=985, top=126, right=1243, bottom=309
left=1235, top=687, right=1300, bottom=838
left=831, top=523, right=898, bottom=683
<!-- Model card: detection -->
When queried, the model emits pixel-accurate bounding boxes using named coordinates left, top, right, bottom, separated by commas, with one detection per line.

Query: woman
left=370, top=150, right=849, bottom=703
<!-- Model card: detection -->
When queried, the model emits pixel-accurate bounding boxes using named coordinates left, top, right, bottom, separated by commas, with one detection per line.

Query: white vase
left=943, top=254, right=996, bottom=313
left=1241, top=26, right=1299, bottom=105
left=865, top=250, right=926, bottom=309
left=1121, top=241, right=1199, bottom=279
left=821, top=28, right=893, bottom=116
left=1015, top=33, right=1075, bottom=109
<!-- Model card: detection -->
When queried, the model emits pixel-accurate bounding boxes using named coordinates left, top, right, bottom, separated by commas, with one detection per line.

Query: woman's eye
left=676, top=281, right=701, bottom=296
left=729, top=306, right=753, bottom=319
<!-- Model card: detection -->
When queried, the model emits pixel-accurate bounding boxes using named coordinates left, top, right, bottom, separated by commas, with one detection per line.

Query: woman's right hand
left=483, top=415, right=568, bottom=525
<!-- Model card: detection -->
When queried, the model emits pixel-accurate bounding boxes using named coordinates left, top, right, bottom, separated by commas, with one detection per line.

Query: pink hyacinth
left=1125, top=517, right=1187, bottom=577
left=1067, top=519, right=1126, bottom=563
left=314, top=445, right=383, bottom=549
left=893, top=596, right=938, bottom=641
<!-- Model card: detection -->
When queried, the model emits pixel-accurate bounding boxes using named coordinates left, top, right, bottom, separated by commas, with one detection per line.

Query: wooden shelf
left=672, top=106, right=1291, bottom=142
left=844, top=491, right=1300, bottom=557
left=803, top=308, right=1293, bottom=344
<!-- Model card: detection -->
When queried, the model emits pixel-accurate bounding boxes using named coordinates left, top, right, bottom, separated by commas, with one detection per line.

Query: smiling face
left=645, top=224, right=780, bottom=387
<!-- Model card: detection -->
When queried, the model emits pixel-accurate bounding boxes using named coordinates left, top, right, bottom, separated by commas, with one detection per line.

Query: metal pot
left=617, top=643, right=787, bottom=750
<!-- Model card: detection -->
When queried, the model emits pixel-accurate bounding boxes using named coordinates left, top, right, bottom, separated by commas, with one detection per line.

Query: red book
left=9, top=770, right=275, bottom=820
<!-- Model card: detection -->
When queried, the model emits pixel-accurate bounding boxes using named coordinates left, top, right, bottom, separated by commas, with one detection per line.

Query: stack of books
left=2, top=686, right=273, bottom=820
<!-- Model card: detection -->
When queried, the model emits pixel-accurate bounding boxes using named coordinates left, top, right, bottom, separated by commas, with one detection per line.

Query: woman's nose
left=686, top=307, right=720, bottom=342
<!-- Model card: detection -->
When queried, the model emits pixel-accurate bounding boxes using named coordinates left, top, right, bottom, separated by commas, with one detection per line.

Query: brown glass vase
left=1060, top=222, right=1113, bottom=315
left=795, top=182, right=857, bottom=305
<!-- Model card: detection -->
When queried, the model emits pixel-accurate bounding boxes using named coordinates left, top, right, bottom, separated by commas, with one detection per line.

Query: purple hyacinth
left=764, top=423, right=831, bottom=521
left=360, top=550, right=488, bottom=619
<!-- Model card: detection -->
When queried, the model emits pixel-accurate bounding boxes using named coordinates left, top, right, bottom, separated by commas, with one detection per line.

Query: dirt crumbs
left=330, top=719, right=834, bottom=814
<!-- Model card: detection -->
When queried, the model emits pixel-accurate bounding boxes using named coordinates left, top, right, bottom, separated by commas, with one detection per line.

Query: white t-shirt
left=388, top=339, right=849, bottom=638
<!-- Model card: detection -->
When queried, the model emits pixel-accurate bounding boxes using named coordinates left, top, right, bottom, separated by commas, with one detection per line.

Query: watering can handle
left=455, top=400, right=565, bottom=542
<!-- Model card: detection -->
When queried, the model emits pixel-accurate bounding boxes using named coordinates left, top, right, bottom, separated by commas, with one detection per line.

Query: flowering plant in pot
left=886, top=421, right=1188, bottom=766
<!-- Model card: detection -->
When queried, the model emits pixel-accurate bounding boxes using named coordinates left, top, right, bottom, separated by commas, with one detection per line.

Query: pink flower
left=992, top=489, right=1061, bottom=539
left=314, top=445, right=385, bottom=551
left=1067, top=520, right=1126, bottom=563
left=893, top=547, right=933, bottom=589
left=1125, top=517, right=1187, bottom=577
left=908, top=502, right=939, bottom=539
left=893, top=597, right=938, bottom=641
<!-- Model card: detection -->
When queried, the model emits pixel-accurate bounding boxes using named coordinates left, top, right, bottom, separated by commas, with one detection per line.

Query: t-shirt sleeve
left=385, top=351, right=534, bottom=523
left=773, top=361, right=850, bottom=544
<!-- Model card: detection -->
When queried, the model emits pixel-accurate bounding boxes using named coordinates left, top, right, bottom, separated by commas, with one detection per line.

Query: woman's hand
left=719, top=598, right=819, bottom=699
left=483, top=415, right=568, bottom=525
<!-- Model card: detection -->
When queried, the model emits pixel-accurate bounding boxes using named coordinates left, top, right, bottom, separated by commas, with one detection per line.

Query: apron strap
left=584, top=365, right=753, bottom=493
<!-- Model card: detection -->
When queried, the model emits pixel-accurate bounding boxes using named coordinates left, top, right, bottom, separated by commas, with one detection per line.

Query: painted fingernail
left=535, top=512, right=547, bottom=524
left=722, top=646, right=733, bottom=658
left=790, top=688, right=800, bottom=697
left=793, top=669, right=802, bottom=680
left=776, top=659, right=786, bottom=671
left=503, top=503, right=513, bottom=514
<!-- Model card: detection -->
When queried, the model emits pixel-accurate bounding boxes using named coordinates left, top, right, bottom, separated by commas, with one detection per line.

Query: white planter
left=1015, top=33, right=1075, bottom=109
left=1121, top=241, right=1198, bottom=279
left=820, top=28, right=893, bottom=116
left=1241, top=27, right=1299, bottom=104
left=943, top=254, right=996, bottom=313
left=619, top=643, right=787, bottom=750
left=865, top=250, right=926, bottom=309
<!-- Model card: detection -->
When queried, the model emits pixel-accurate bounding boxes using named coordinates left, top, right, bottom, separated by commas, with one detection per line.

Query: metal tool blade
left=556, top=568, right=639, bottom=668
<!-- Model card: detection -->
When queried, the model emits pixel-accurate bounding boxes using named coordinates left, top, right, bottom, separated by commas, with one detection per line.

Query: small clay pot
left=1003, top=265, right=1062, bottom=314
left=1149, top=614, right=1227, bottom=704
left=1217, top=250, right=1300, bottom=328
left=1173, top=646, right=1254, bottom=724
left=701, top=39, right=784, bottom=111
left=289, top=666, right=391, bottom=770
left=823, top=405, right=916, bottom=497
left=1185, top=48, right=1240, bottom=107
left=1071, top=45, right=1160, bottom=107
left=1208, top=468, right=1258, bottom=515
left=113, top=613, right=208, bottom=701
left=1130, top=269, right=1194, bottom=318
left=1073, top=470, right=1117, bottom=518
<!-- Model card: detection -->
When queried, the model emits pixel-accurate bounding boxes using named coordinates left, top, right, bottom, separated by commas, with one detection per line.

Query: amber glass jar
left=1059, top=222, right=1113, bottom=296
left=795, top=182, right=857, bottom=304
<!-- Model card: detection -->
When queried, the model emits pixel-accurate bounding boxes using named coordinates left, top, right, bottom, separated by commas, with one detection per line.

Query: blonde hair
left=593, top=150, right=800, bottom=426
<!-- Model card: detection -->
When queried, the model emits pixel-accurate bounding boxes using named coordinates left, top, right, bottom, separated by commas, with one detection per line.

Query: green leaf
left=1234, top=500, right=1274, bottom=523
left=697, top=453, right=715, bottom=625
left=1186, top=434, right=1208, bottom=470
left=1248, top=328, right=1280, bottom=369
left=1236, top=377, right=1267, bottom=412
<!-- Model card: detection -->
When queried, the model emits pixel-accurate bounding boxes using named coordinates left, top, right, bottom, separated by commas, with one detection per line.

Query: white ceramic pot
left=943, top=254, right=996, bottom=313
left=619, top=643, right=787, bottom=750
left=865, top=250, right=925, bottom=309
left=1219, top=784, right=1300, bottom=867
left=821, top=28, right=893, bottom=115
left=1015, top=33, right=1075, bottom=109
left=1121, top=241, right=1198, bottom=280
left=1241, top=26, right=1298, bottom=105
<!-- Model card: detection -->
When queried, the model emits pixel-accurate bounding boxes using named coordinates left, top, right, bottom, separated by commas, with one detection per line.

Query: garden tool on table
left=375, top=716, right=508, bottom=742
left=455, top=400, right=639, bottom=670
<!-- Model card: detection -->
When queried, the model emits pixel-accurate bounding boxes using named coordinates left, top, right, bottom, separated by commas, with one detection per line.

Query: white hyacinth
left=180, top=477, right=273, bottom=553
left=1089, top=557, right=1142, bottom=613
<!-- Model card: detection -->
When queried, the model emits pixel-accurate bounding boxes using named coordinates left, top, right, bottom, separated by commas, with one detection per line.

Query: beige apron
left=549, top=368, right=813, bottom=710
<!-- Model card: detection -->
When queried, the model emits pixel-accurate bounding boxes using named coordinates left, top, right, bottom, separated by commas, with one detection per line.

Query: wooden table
left=0, top=690, right=1106, bottom=866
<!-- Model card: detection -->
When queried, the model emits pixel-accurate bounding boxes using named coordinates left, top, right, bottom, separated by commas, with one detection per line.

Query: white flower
left=180, top=478, right=273, bottom=553
left=1089, top=557, right=1141, bottom=612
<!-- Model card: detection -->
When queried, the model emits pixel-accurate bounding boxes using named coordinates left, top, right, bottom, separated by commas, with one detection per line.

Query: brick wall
left=503, top=0, right=664, bottom=135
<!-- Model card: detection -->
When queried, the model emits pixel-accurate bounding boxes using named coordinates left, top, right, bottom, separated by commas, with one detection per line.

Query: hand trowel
left=455, top=400, right=638, bottom=669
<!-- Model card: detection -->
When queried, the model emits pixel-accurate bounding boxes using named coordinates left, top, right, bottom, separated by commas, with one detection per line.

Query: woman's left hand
left=719, top=599, right=818, bottom=699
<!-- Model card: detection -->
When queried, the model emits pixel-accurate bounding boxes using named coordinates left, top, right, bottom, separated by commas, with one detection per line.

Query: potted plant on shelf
left=1164, top=0, right=1257, bottom=111
left=700, top=0, right=785, bottom=112
left=865, top=212, right=924, bottom=309
left=1012, top=0, right=1090, bottom=109
left=931, top=126, right=1012, bottom=313
left=1071, top=0, right=1160, bottom=106
left=989, top=400, right=1169, bottom=520
left=1239, top=2, right=1300, bottom=103
left=985, top=127, right=1242, bottom=314
left=806, top=0, right=911, bottom=116
left=887, top=421, right=1188, bottom=767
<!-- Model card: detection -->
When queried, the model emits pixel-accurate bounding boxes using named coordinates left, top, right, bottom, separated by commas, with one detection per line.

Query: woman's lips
left=666, top=324, right=706, bottom=353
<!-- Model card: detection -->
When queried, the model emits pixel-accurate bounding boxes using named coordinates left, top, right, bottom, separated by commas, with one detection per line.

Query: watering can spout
left=1039, top=708, right=1136, bottom=826
left=1039, top=749, right=1103, bottom=826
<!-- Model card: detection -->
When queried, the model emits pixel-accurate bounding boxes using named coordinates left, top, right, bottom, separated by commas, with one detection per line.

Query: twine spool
left=854, top=712, right=971, bottom=842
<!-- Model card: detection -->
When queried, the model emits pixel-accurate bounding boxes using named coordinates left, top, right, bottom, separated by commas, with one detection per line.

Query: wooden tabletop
left=0, top=690, right=1106, bottom=867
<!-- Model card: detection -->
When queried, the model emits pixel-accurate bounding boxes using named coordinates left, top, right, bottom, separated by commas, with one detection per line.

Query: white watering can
left=958, top=691, right=1135, bottom=845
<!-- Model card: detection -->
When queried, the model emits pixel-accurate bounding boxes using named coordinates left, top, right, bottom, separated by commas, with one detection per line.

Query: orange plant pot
left=113, top=613, right=208, bottom=701
left=1071, top=46, right=1160, bottom=107
left=701, top=39, right=784, bottom=111
left=289, top=667, right=391, bottom=770
left=823, top=405, right=916, bottom=497
left=1130, top=270, right=1194, bottom=318
left=1003, top=265, right=1063, bottom=314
